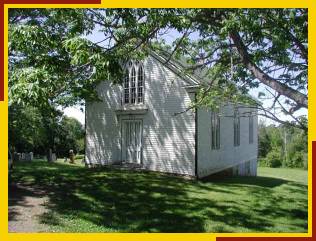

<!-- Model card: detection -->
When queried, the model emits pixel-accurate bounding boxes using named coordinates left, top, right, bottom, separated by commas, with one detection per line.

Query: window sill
left=115, top=104, right=148, bottom=115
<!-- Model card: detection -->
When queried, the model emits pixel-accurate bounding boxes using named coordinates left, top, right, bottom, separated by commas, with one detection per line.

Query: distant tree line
left=9, top=104, right=85, bottom=160
left=258, top=119, right=307, bottom=169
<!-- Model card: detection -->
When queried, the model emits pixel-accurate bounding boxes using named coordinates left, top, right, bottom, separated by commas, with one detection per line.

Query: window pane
left=138, top=66, right=143, bottom=85
left=212, top=129, right=215, bottom=150
left=123, top=63, right=145, bottom=105
left=237, top=118, right=239, bottom=145
left=216, top=116, right=220, bottom=149
left=131, top=67, right=136, bottom=104
left=249, top=116, right=254, bottom=144
left=137, top=66, right=144, bottom=103
left=124, top=70, right=129, bottom=104
left=234, top=110, right=240, bottom=146
left=234, top=116, right=236, bottom=146
left=124, top=89, right=129, bottom=104
left=211, top=112, right=220, bottom=150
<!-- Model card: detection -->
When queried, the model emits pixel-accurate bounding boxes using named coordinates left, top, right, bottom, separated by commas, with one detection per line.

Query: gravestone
left=14, top=153, right=21, bottom=161
left=51, top=153, right=57, bottom=162
left=24, top=152, right=33, bottom=161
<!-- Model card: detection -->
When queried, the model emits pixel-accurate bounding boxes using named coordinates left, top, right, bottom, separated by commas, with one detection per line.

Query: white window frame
left=211, top=111, right=220, bottom=150
left=123, top=61, right=145, bottom=105
left=130, top=67, right=136, bottom=104
left=234, top=110, right=240, bottom=147
left=249, top=115, right=254, bottom=144
left=137, top=65, right=144, bottom=103
left=123, top=69, right=130, bottom=104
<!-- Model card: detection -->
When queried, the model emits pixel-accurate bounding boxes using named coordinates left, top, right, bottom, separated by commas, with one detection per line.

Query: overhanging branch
left=229, top=31, right=308, bottom=108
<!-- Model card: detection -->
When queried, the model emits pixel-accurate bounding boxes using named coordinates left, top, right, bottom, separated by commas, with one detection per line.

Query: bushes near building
left=258, top=121, right=307, bottom=169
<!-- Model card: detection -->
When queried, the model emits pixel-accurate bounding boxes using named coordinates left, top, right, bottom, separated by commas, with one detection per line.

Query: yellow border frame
left=1, top=1, right=314, bottom=240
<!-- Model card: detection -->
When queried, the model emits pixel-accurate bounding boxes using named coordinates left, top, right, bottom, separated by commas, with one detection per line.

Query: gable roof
left=149, top=50, right=259, bottom=103
left=149, top=51, right=201, bottom=87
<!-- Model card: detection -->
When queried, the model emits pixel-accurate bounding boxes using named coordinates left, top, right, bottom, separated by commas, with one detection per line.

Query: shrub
left=258, top=158, right=267, bottom=167
left=286, top=151, right=306, bottom=168
left=264, top=149, right=283, bottom=168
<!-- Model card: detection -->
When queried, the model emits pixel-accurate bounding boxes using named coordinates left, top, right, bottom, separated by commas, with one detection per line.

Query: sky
left=64, top=24, right=308, bottom=125
left=64, top=106, right=85, bottom=124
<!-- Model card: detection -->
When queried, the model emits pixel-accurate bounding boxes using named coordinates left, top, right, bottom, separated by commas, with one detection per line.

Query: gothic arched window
left=137, top=66, right=144, bottom=103
left=123, top=61, right=145, bottom=104
left=123, top=69, right=130, bottom=104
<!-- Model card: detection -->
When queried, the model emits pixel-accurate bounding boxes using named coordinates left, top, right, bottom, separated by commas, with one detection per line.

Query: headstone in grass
left=51, top=153, right=57, bottom=162
left=14, top=153, right=21, bottom=161
left=24, top=152, right=33, bottom=161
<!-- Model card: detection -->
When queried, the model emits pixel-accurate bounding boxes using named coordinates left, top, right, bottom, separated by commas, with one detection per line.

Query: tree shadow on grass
left=9, top=161, right=308, bottom=233
left=8, top=182, right=48, bottom=222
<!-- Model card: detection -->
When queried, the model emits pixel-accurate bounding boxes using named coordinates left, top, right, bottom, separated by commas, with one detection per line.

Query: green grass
left=258, top=167, right=308, bottom=184
left=56, top=158, right=85, bottom=166
left=10, top=160, right=308, bottom=233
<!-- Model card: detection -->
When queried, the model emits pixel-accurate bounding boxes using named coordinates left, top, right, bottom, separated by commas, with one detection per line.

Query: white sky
left=64, top=24, right=308, bottom=126
left=64, top=106, right=85, bottom=124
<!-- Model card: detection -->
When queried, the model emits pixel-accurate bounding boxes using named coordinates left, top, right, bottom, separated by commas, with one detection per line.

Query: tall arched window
left=131, top=67, right=136, bottom=104
left=123, top=61, right=145, bottom=105
left=137, top=66, right=144, bottom=103
left=124, top=69, right=130, bottom=104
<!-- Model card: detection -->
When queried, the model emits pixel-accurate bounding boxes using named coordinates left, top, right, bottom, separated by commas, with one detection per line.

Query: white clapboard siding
left=86, top=55, right=196, bottom=175
left=85, top=83, right=122, bottom=165
left=197, top=104, right=258, bottom=178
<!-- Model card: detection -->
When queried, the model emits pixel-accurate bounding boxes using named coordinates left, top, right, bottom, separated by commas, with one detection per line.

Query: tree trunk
left=9, top=146, right=14, bottom=169
left=47, top=148, right=53, bottom=162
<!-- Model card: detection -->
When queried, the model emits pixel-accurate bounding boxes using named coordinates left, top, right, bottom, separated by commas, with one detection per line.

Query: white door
left=122, top=120, right=142, bottom=164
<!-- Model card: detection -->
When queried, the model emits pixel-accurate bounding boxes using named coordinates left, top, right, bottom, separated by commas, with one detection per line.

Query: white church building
left=85, top=51, right=258, bottom=178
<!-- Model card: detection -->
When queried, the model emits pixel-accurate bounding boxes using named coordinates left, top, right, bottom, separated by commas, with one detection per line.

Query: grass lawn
left=9, top=160, right=308, bottom=233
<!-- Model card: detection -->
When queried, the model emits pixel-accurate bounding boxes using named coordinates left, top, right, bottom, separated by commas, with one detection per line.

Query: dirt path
left=8, top=183, right=51, bottom=232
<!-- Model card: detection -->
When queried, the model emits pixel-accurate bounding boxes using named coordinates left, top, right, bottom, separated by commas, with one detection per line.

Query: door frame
left=120, top=118, right=143, bottom=164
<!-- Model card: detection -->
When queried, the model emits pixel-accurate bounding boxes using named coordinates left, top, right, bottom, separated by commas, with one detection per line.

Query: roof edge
left=149, top=51, right=200, bottom=86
